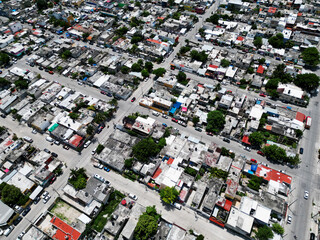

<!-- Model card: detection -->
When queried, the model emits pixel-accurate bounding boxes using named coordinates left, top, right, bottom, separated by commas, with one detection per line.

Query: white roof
left=78, top=213, right=91, bottom=224
left=249, top=105, right=264, bottom=120
left=93, top=75, right=110, bottom=88
left=227, top=207, right=253, bottom=234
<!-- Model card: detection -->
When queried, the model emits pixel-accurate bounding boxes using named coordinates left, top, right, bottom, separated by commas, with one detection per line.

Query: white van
left=46, top=136, right=54, bottom=142
left=4, top=226, right=13, bottom=236
left=23, top=136, right=33, bottom=143
left=174, top=203, right=182, bottom=210
left=84, top=140, right=91, bottom=148
left=152, top=111, right=160, bottom=117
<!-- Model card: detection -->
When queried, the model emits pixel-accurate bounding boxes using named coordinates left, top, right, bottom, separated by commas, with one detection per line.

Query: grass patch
left=55, top=213, right=69, bottom=223
left=91, top=190, right=125, bottom=232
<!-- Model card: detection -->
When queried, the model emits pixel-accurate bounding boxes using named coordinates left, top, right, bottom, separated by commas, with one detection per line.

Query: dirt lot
left=51, top=199, right=82, bottom=225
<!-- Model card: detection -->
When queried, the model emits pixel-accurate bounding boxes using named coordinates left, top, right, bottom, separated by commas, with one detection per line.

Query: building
left=277, top=84, right=306, bottom=106
left=226, top=207, right=254, bottom=237
left=0, top=201, right=14, bottom=227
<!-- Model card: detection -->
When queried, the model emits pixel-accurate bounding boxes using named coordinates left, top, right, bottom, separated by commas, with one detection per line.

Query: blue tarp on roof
left=169, top=107, right=177, bottom=114
left=173, top=102, right=182, bottom=109
left=248, top=170, right=254, bottom=175
left=251, top=164, right=258, bottom=172
left=83, top=77, right=88, bottom=81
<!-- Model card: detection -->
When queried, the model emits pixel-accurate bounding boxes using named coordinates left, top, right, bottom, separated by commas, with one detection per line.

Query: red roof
left=179, top=189, right=187, bottom=202
left=297, top=12, right=302, bottom=16
left=236, top=36, right=244, bottom=41
left=255, top=164, right=292, bottom=185
left=152, top=167, right=162, bottom=179
left=224, top=199, right=232, bottom=211
left=268, top=7, right=277, bottom=13
left=257, top=65, right=264, bottom=74
left=295, top=112, right=306, bottom=122
left=157, top=17, right=164, bottom=20
left=167, top=158, right=174, bottom=165
left=68, top=135, right=83, bottom=148
left=209, top=64, right=218, bottom=68
left=50, top=217, right=81, bottom=240
left=242, top=135, right=251, bottom=145
left=147, top=38, right=161, bottom=45
left=309, top=22, right=314, bottom=25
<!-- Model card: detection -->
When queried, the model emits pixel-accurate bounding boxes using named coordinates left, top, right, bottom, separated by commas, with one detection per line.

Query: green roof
left=48, top=123, right=59, bottom=132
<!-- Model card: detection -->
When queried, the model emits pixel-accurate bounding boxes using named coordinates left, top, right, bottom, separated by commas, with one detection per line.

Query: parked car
left=17, top=231, right=25, bottom=240
left=173, top=202, right=182, bottom=210
left=94, top=174, right=107, bottom=183
left=14, top=206, right=23, bottom=214
left=94, top=163, right=103, bottom=169
left=257, top=150, right=264, bottom=156
left=310, top=233, right=316, bottom=240
left=152, top=111, right=160, bottom=117
left=48, top=70, right=54, bottom=74
left=43, top=195, right=51, bottom=204
left=299, top=148, right=304, bottom=154
left=131, top=97, right=136, bottom=102
left=63, top=145, right=70, bottom=150
left=103, top=167, right=110, bottom=172
left=13, top=216, right=22, bottom=226
left=259, top=93, right=266, bottom=97
left=51, top=152, right=58, bottom=158
left=287, top=215, right=292, bottom=224
left=33, top=196, right=40, bottom=204
left=22, top=207, right=31, bottom=216
left=162, top=114, right=168, bottom=119
left=162, top=123, right=167, bottom=127
left=54, top=140, right=60, bottom=145
left=100, top=91, right=106, bottom=95
left=304, top=190, right=309, bottom=199
left=244, top=146, right=251, bottom=152
left=32, top=129, right=37, bottom=134
left=171, top=118, right=178, bottom=123
left=129, top=193, right=138, bottom=201
left=42, top=191, right=49, bottom=198
left=23, top=136, right=33, bottom=143
left=4, top=226, right=14, bottom=236
left=223, top=138, right=230, bottom=143
left=46, top=136, right=54, bottom=142
left=250, top=159, right=257, bottom=163
left=84, top=140, right=91, bottom=148
left=195, top=127, right=202, bottom=132
left=206, top=132, right=213, bottom=136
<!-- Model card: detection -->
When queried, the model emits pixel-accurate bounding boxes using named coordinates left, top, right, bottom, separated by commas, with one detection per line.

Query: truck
left=305, top=116, right=312, bottom=129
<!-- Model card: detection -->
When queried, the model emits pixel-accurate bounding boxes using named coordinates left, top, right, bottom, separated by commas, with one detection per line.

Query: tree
left=253, top=37, right=263, bottom=48
left=134, top=206, right=160, bottom=240
left=36, top=0, right=48, bottom=11
left=192, top=116, right=199, bottom=125
left=265, top=78, right=279, bottom=90
left=258, top=58, right=266, bottom=64
left=14, top=79, right=28, bottom=89
left=141, top=69, right=149, bottom=78
left=179, top=46, right=191, bottom=55
left=132, top=138, right=160, bottom=162
left=121, top=66, right=130, bottom=74
left=177, top=71, right=187, bottom=82
left=0, top=52, right=10, bottom=66
left=206, top=14, right=219, bottom=24
left=272, top=223, right=284, bottom=235
left=268, top=33, right=284, bottom=49
left=255, top=226, right=274, bottom=240
left=131, top=63, right=142, bottom=72
left=221, top=59, right=230, bottom=68
left=125, top=158, right=134, bottom=169
left=248, top=175, right=263, bottom=191
left=88, top=57, right=95, bottom=65
left=61, top=50, right=72, bottom=59
left=152, top=68, right=166, bottom=77
left=96, top=144, right=104, bottom=154
left=0, top=183, right=27, bottom=207
left=0, top=78, right=10, bottom=89
left=86, top=125, right=95, bottom=135
left=82, top=32, right=90, bottom=40
left=206, top=110, right=225, bottom=134
left=196, top=235, right=205, bottom=240
left=69, top=168, right=87, bottom=190
left=145, top=62, right=153, bottom=73
left=287, top=154, right=300, bottom=166
left=190, top=50, right=208, bottom=62
left=94, top=112, right=107, bottom=124
left=295, top=129, right=303, bottom=138
left=294, top=73, right=320, bottom=92
left=159, top=186, right=179, bottom=204
left=271, top=64, right=292, bottom=83
left=302, top=47, right=320, bottom=67
left=262, top=145, right=287, bottom=163
left=69, top=112, right=79, bottom=120
left=249, top=132, right=265, bottom=148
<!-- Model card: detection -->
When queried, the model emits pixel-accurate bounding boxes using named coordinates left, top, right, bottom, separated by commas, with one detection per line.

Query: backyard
left=50, top=199, right=82, bottom=225
left=91, top=190, right=125, bottom=232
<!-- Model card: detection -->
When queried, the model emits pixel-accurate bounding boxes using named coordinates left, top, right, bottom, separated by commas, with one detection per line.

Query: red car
left=131, top=97, right=136, bottom=102
left=48, top=71, right=54, bottom=74
left=171, top=118, right=178, bottom=123
left=259, top=93, right=266, bottom=97
left=250, top=158, right=257, bottom=163
left=206, top=132, right=213, bottom=136
left=100, top=91, right=106, bottom=95
left=257, top=150, right=265, bottom=156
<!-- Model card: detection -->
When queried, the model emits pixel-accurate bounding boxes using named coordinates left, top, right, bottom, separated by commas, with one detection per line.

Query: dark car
left=50, top=176, right=56, bottom=184
left=43, top=148, right=50, bottom=154
left=195, top=127, right=202, bottom=132
left=131, top=97, right=136, bottom=102
left=34, top=196, right=40, bottom=205
left=310, top=233, right=315, bottom=240
left=63, top=145, right=70, bottom=150
left=299, top=148, right=304, bottom=154
left=51, top=152, right=58, bottom=158
left=22, top=207, right=31, bottom=216
left=107, top=93, right=113, bottom=97
left=223, top=138, right=230, bottom=143
left=206, top=132, right=213, bottom=136
left=13, top=216, right=23, bottom=226
left=38, top=66, right=44, bottom=70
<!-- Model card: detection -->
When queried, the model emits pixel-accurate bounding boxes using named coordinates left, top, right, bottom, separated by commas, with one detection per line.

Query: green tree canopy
left=265, top=78, right=279, bottom=90
left=206, top=14, right=219, bottom=24
left=268, top=33, right=284, bottom=49
left=121, top=66, right=130, bottom=74
left=254, top=37, right=263, bottom=48
left=144, top=62, right=153, bottom=73
left=272, top=223, right=284, bottom=235
left=141, top=69, right=149, bottom=78
left=159, top=186, right=179, bottom=204
left=221, top=59, right=230, bottom=68
left=0, top=182, right=28, bottom=206
left=134, top=206, right=160, bottom=240
left=132, top=138, right=161, bottom=162
left=152, top=68, right=166, bottom=77
left=36, top=0, right=48, bottom=11
left=131, top=63, right=142, bottom=72
left=14, top=79, right=28, bottom=89
left=0, top=52, right=10, bottom=66
left=249, top=131, right=265, bottom=148
left=271, top=64, right=293, bottom=83
left=262, top=145, right=287, bottom=163
left=177, top=71, right=187, bottom=82
left=0, top=78, right=10, bottom=89
left=294, top=73, right=320, bottom=92
left=255, top=226, right=274, bottom=240
left=190, top=50, right=208, bottom=62
left=206, top=110, right=225, bottom=134
left=69, top=168, right=87, bottom=190
left=301, top=47, right=320, bottom=67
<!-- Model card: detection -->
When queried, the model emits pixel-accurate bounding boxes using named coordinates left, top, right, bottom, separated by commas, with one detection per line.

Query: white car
left=304, top=191, right=309, bottom=200
left=84, top=140, right=91, bottom=148
left=42, top=191, right=49, bottom=198
left=287, top=215, right=292, bottom=224
left=94, top=174, right=106, bottom=183
left=17, top=231, right=25, bottom=240
left=244, top=146, right=251, bottom=152
left=43, top=195, right=51, bottom=204
left=129, top=193, right=138, bottom=201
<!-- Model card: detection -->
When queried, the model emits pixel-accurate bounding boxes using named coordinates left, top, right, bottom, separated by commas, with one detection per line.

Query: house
left=226, top=207, right=254, bottom=237
left=277, top=84, right=306, bottom=106
left=0, top=201, right=14, bottom=227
